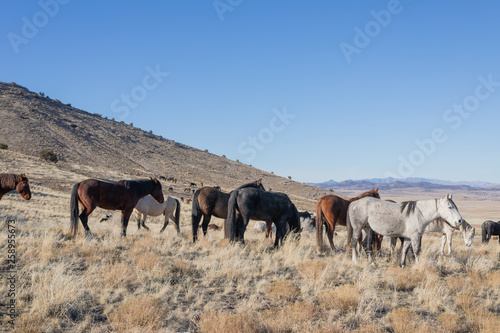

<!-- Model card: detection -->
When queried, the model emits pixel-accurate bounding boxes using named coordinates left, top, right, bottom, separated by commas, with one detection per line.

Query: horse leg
left=201, top=215, right=212, bottom=236
left=351, top=226, right=362, bottom=264
left=326, top=222, right=336, bottom=252
left=400, top=238, right=412, bottom=267
left=440, top=234, right=447, bottom=255
left=121, top=209, right=133, bottom=237
left=273, top=220, right=285, bottom=247
left=141, top=213, right=150, bottom=230
left=192, top=212, right=202, bottom=242
left=171, top=211, right=180, bottom=235
left=79, top=212, right=91, bottom=238
left=447, top=232, right=452, bottom=255
left=390, top=237, right=398, bottom=258
left=265, top=221, right=273, bottom=238
left=411, top=235, right=422, bottom=265
left=160, top=213, right=169, bottom=233
left=365, top=228, right=374, bottom=264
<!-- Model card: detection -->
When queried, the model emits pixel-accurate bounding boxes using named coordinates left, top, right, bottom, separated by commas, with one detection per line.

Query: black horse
left=191, top=179, right=265, bottom=242
left=482, top=220, right=500, bottom=243
left=225, top=187, right=301, bottom=247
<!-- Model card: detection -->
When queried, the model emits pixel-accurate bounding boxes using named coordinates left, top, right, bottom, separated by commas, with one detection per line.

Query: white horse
left=347, top=194, right=463, bottom=266
left=134, top=195, right=181, bottom=234
left=390, top=218, right=475, bottom=257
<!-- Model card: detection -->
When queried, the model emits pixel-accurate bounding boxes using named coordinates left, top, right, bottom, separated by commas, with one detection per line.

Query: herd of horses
left=1, top=172, right=499, bottom=266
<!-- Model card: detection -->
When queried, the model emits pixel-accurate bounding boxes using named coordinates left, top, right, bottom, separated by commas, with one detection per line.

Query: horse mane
left=349, top=188, right=380, bottom=202
left=237, top=179, right=265, bottom=191
left=116, top=179, right=155, bottom=192
left=0, top=173, right=20, bottom=189
left=400, top=201, right=417, bottom=216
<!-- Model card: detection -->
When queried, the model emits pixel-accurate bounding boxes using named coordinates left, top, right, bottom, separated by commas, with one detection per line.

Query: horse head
left=150, top=178, right=164, bottom=203
left=16, top=174, right=31, bottom=200
left=437, top=194, right=462, bottom=229
left=461, top=220, right=475, bottom=247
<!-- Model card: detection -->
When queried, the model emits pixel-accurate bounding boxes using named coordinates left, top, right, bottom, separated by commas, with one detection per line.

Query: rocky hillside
left=0, top=81, right=331, bottom=209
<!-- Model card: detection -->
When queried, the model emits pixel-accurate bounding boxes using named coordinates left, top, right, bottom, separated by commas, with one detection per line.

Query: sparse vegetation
left=0, top=143, right=8, bottom=150
left=39, top=149, right=58, bottom=163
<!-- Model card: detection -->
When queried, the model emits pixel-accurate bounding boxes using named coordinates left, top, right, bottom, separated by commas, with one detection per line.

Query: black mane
left=400, top=201, right=417, bottom=216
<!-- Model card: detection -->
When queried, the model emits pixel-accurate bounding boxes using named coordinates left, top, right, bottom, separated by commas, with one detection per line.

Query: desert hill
left=0, top=81, right=331, bottom=210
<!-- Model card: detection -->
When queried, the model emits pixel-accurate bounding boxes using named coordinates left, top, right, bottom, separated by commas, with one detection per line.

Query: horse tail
left=70, top=183, right=80, bottom=238
left=482, top=222, right=490, bottom=243
left=174, top=198, right=181, bottom=233
left=315, top=198, right=324, bottom=251
left=191, top=189, right=202, bottom=242
left=226, top=189, right=239, bottom=241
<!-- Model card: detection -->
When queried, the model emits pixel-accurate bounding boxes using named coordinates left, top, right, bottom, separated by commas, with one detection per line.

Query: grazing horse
left=315, top=188, right=380, bottom=252
left=191, top=179, right=265, bottom=242
left=482, top=220, right=500, bottom=244
left=348, top=194, right=463, bottom=266
left=134, top=195, right=181, bottom=234
left=225, top=187, right=301, bottom=247
left=389, top=218, right=475, bottom=258
left=70, top=178, right=164, bottom=238
left=0, top=173, right=31, bottom=201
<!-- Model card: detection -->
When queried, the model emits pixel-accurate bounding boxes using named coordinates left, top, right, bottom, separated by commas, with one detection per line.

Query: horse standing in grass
left=0, top=173, right=31, bottom=201
left=482, top=220, right=500, bottom=244
left=315, top=188, right=380, bottom=252
left=347, top=195, right=463, bottom=266
left=191, top=179, right=265, bottom=242
left=134, top=195, right=181, bottom=234
left=225, top=187, right=301, bottom=247
left=70, top=178, right=164, bottom=238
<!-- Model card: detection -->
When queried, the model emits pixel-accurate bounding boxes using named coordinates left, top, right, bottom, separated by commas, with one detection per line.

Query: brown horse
left=315, top=188, right=380, bottom=252
left=70, top=178, right=164, bottom=238
left=191, top=179, right=265, bottom=242
left=0, top=173, right=31, bottom=201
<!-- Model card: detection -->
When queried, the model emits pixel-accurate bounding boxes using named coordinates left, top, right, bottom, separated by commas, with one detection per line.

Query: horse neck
left=348, top=193, right=371, bottom=202
left=0, top=174, right=18, bottom=193
left=134, top=180, right=155, bottom=198
left=415, top=199, right=440, bottom=223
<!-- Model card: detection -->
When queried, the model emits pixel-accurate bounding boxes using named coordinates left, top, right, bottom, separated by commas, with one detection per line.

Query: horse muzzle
left=23, top=193, right=32, bottom=200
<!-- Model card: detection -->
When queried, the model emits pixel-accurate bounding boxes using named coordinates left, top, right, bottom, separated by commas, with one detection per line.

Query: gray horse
left=347, top=194, right=463, bottom=266
left=390, top=218, right=475, bottom=257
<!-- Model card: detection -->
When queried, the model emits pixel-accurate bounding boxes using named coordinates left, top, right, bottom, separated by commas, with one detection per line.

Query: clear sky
left=2, top=1, right=500, bottom=183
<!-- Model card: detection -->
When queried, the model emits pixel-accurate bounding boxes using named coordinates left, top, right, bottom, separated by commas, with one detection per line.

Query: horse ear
left=375, top=188, right=379, bottom=192
left=19, top=173, right=26, bottom=180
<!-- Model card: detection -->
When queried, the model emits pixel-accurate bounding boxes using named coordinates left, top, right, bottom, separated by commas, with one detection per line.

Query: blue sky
left=2, top=1, right=500, bottom=183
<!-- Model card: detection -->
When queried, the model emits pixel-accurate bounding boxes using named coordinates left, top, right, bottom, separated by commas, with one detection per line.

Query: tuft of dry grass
left=198, top=310, right=262, bottom=333
left=386, top=307, right=420, bottom=333
left=318, top=284, right=360, bottom=312
left=265, top=280, right=301, bottom=303
left=108, top=295, right=167, bottom=332
left=297, top=258, right=327, bottom=281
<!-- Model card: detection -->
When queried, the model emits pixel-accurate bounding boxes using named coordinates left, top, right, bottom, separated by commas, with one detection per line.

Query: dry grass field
left=1, top=151, right=500, bottom=332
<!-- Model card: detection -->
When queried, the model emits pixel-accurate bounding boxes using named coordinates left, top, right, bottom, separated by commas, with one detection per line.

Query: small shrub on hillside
left=297, top=259, right=327, bottom=281
left=18, top=91, right=23, bottom=96
left=40, top=150, right=58, bottom=163
left=0, top=143, right=8, bottom=150
left=66, top=103, right=71, bottom=107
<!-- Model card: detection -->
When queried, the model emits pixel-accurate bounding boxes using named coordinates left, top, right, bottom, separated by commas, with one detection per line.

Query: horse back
left=79, top=179, right=136, bottom=210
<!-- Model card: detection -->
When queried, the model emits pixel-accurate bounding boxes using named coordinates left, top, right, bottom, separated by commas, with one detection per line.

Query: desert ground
left=1, top=150, right=499, bottom=332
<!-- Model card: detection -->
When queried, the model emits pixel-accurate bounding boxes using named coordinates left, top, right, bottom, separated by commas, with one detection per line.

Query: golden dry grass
left=1, top=155, right=499, bottom=332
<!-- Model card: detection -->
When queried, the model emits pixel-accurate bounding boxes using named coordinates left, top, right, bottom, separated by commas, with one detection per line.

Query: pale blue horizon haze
left=1, top=1, right=500, bottom=184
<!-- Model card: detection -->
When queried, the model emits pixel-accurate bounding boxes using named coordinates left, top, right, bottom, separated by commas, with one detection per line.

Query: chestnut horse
left=70, top=178, right=163, bottom=238
left=191, top=179, right=265, bottom=242
left=0, top=173, right=31, bottom=201
left=315, top=188, right=380, bottom=252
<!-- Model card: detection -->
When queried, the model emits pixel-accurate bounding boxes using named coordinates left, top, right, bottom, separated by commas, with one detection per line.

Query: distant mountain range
left=310, top=177, right=500, bottom=191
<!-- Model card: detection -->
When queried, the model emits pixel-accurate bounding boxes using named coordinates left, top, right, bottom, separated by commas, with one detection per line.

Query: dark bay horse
left=70, top=178, right=163, bottom=238
left=191, top=179, right=265, bottom=242
left=315, top=188, right=380, bottom=252
left=225, top=187, right=301, bottom=247
left=0, top=173, right=31, bottom=201
left=482, top=220, right=500, bottom=244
